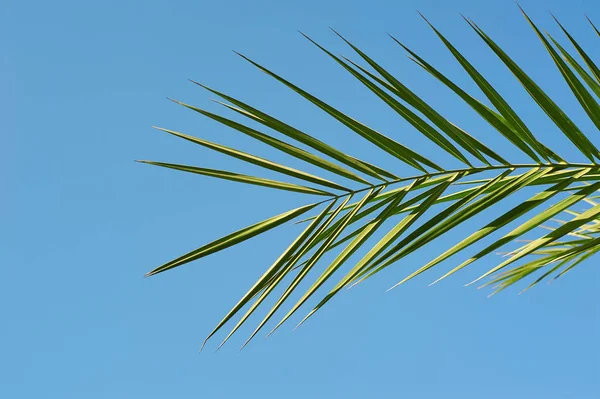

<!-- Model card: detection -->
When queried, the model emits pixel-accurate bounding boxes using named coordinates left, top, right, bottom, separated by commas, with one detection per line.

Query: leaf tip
left=199, top=337, right=210, bottom=352
left=265, top=328, right=276, bottom=339
left=385, top=282, right=401, bottom=292
left=239, top=340, right=251, bottom=351
left=416, top=10, right=429, bottom=24
left=216, top=340, right=226, bottom=352
left=232, top=50, right=245, bottom=59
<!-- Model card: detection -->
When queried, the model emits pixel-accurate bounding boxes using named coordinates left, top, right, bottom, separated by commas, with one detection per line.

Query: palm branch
left=141, top=7, right=600, bottom=349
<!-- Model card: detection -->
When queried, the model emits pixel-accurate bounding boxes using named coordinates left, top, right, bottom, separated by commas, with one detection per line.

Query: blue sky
left=3, top=0, right=599, bottom=397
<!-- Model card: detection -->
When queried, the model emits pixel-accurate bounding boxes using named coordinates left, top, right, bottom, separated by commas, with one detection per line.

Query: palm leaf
left=142, top=7, right=600, bottom=348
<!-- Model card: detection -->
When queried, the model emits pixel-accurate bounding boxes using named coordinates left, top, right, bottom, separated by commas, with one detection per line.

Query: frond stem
left=315, top=162, right=600, bottom=205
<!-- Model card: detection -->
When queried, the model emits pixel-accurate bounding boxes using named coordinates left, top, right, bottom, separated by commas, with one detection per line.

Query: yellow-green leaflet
left=264, top=188, right=382, bottom=340
left=352, top=169, right=515, bottom=286
left=380, top=167, right=550, bottom=287
left=200, top=200, right=337, bottom=350
left=432, top=170, right=600, bottom=284
left=470, top=202, right=600, bottom=284
left=220, top=195, right=354, bottom=349
left=298, top=178, right=427, bottom=326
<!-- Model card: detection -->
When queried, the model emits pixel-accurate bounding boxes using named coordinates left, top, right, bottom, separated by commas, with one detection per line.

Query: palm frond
left=142, top=7, right=600, bottom=349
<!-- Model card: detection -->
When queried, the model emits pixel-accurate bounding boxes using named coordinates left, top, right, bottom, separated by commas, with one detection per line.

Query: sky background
left=3, top=0, right=600, bottom=398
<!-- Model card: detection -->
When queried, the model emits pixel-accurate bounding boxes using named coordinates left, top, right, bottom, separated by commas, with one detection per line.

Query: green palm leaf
left=142, top=7, right=600, bottom=348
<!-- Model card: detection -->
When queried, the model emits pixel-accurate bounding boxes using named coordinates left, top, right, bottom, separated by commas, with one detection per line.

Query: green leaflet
left=298, top=175, right=450, bottom=255
left=466, top=14, right=600, bottom=162
left=263, top=188, right=382, bottom=340
left=434, top=173, right=600, bottom=284
left=551, top=35, right=600, bottom=98
left=352, top=169, right=515, bottom=286
left=470, top=201, right=600, bottom=284
left=334, top=30, right=496, bottom=166
left=219, top=195, right=354, bottom=349
left=489, top=238, right=598, bottom=294
left=297, top=172, right=473, bottom=224
left=522, top=11, right=600, bottom=133
left=335, top=172, right=462, bottom=289
left=417, top=15, right=553, bottom=162
left=407, top=52, right=541, bottom=162
left=550, top=21, right=600, bottom=99
left=297, top=177, right=426, bottom=325
left=146, top=202, right=319, bottom=277
left=301, top=32, right=472, bottom=167
left=518, top=258, right=574, bottom=294
left=153, top=126, right=350, bottom=192
left=588, top=16, right=600, bottom=38
left=552, top=15, right=600, bottom=85
left=170, top=98, right=371, bottom=185
left=293, top=181, right=428, bottom=328
left=543, top=236, right=600, bottom=265
left=484, top=256, right=561, bottom=296
left=200, top=200, right=337, bottom=350
left=375, top=167, right=551, bottom=287
left=553, top=246, right=599, bottom=280
left=291, top=177, right=460, bottom=273
left=193, top=81, right=393, bottom=181
left=138, top=161, right=334, bottom=196
left=235, top=52, right=441, bottom=173
left=302, top=164, right=581, bottom=228
left=442, top=178, right=594, bottom=280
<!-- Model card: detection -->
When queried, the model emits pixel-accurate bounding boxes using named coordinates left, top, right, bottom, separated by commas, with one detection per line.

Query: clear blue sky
left=3, top=0, right=599, bottom=397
